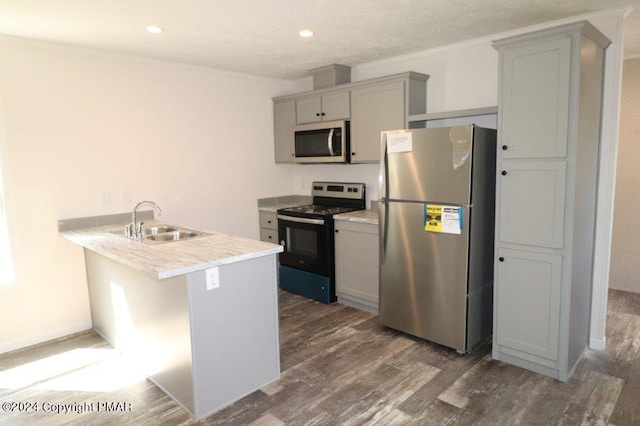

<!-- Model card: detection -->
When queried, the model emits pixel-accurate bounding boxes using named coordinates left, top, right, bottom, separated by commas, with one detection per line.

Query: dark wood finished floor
left=0, top=289, right=639, bottom=425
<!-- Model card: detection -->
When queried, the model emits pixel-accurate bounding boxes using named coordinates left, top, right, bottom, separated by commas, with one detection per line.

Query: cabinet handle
left=321, top=112, right=326, bottom=116
left=268, top=236, right=272, bottom=239
left=316, top=113, right=321, bottom=117
left=502, top=145, right=508, bottom=150
left=501, top=171, right=507, bottom=176
left=335, top=230, right=339, bottom=233
left=267, top=220, right=271, bottom=224
left=352, top=152, right=356, bottom=156
left=499, top=257, right=504, bottom=262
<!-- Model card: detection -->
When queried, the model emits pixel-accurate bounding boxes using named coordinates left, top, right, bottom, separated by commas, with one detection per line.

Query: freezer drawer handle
left=502, top=145, right=508, bottom=150
left=501, top=170, right=507, bottom=176
left=499, top=257, right=505, bottom=262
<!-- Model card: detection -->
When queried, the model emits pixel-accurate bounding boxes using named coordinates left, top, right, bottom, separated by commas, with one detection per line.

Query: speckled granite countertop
left=257, top=195, right=311, bottom=213
left=334, top=209, right=379, bottom=225
left=60, top=221, right=283, bottom=280
left=258, top=202, right=307, bottom=213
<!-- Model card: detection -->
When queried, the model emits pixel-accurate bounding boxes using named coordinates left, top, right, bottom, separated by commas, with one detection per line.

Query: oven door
left=277, top=214, right=330, bottom=276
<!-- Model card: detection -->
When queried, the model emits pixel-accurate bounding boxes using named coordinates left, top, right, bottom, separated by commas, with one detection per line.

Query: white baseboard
left=0, top=321, right=93, bottom=355
left=589, top=337, right=606, bottom=351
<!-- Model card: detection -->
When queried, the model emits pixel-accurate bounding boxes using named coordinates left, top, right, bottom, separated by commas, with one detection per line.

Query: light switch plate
left=205, top=267, right=220, bottom=290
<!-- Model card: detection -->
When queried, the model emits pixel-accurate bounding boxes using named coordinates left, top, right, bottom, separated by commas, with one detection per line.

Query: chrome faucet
left=129, top=200, right=162, bottom=240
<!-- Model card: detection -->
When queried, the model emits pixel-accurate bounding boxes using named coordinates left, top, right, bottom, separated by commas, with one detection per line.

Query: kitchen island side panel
left=84, top=249, right=195, bottom=413
left=187, top=254, right=281, bottom=419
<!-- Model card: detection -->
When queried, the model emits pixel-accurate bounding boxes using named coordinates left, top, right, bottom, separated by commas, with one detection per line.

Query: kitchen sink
left=142, top=225, right=177, bottom=236
left=145, top=230, right=205, bottom=242
left=111, top=224, right=209, bottom=244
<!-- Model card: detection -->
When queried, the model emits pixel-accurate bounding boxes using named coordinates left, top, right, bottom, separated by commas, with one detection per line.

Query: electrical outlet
left=101, top=192, right=111, bottom=206
left=205, top=267, right=220, bottom=290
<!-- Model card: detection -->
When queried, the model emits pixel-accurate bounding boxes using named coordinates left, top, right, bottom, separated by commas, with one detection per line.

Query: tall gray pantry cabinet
left=492, top=21, right=610, bottom=381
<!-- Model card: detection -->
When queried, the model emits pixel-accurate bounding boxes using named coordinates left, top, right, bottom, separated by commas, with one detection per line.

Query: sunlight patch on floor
left=0, top=348, right=146, bottom=392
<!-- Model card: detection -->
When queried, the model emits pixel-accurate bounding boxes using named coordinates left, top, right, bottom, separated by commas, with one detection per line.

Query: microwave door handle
left=327, top=128, right=335, bottom=156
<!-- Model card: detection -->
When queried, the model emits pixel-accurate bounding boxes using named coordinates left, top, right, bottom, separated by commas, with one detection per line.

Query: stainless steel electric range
left=277, top=182, right=366, bottom=303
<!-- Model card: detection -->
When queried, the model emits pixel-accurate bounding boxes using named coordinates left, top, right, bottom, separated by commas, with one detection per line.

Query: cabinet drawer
left=260, top=229, right=278, bottom=244
left=259, top=211, right=278, bottom=230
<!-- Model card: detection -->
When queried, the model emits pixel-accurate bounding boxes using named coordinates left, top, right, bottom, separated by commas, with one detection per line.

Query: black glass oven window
left=295, top=128, right=342, bottom=157
left=286, top=227, right=318, bottom=258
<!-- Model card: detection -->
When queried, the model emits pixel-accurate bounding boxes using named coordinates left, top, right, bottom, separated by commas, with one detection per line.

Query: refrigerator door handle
left=379, top=134, right=389, bottom=201
left=379, top=134, right=389, bottom=264
left=379, top=199, right=388, bottom=264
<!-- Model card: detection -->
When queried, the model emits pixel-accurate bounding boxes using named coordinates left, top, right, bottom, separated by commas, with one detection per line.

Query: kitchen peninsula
left=59, top=214, right=282, bottom=420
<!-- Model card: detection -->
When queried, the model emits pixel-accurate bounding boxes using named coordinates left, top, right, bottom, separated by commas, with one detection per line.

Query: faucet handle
left=136, top=221, right=144, bottom=239
left=124, top=223, right=133, bottom=238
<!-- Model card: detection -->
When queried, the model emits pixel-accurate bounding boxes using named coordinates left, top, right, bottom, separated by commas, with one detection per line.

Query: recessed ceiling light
left=146, top=26, right=163, bottom=34
left=298, top=30, right=314, bottom=38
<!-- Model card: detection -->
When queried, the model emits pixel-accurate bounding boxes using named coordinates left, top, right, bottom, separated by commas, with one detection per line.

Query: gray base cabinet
left=259, top=210, right=278, bottom=244
left=492, top=21, right=610, bottom=381
left=334, top=220, right=379, bottom=313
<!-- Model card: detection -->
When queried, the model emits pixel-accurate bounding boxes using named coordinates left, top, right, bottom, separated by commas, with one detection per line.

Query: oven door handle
left=277, top=214, right=325, bottom=225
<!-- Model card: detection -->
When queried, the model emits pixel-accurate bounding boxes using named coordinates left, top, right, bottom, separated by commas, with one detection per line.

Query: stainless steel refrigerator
left=378, top=125, right=496, bottom=353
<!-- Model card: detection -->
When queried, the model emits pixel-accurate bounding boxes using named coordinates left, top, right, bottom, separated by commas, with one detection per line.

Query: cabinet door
left=351, top=81, right=405, bottom=163
left=500, top=37, right=571, bottom=158
left=273, top=100, right=296, bottom=163
left=296, top=96, right=322, bottom=124
left=322, top=91, right=350, bottom=121
left=495, top=249, right=562, bottom=362
left=334, top=222, right=379, bottom=304
left=497, top=160, right=566, bottom=248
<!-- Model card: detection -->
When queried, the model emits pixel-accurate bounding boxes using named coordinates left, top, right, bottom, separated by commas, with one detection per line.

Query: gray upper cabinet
left=350, top=81, right=405, bottom=163
left=350, top=73, right=428, bottom=163
left=500, top=38, right=571, bottom=158
left=273, top=99, right=296, bottom=163
left=492, top=21, right=610, bottom=382
left=296, top=90, right=350, bottom=124
left=272, top=72, right=428, bottom=164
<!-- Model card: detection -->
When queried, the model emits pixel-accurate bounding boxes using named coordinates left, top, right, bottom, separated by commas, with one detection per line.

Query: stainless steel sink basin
left=142, top=225, right=177, bottom=236
left=111, top=224, right=209, bottom=244
left=145, top=230, right=204, bottom=242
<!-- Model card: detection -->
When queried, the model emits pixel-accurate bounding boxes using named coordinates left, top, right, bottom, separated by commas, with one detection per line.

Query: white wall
left=609, top=57, right=640, bottom=293
left=0, top=38, right=297, bottom=353
left=291, top=41, right=500, bottom=203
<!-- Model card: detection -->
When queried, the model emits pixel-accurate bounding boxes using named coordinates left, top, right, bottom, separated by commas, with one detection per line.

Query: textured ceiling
left=0, top=0, right=637, bottom=79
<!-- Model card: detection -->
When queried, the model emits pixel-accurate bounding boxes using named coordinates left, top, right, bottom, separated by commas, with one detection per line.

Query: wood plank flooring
left=0, top=288, right=639, bottom=425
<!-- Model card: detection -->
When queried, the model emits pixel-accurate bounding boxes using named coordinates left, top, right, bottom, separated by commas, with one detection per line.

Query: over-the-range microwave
left=294, top=120, right=350, bottom=164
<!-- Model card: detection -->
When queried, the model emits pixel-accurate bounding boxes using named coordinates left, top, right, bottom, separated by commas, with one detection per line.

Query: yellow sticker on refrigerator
left=425, top=204, right=462, bottom=234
